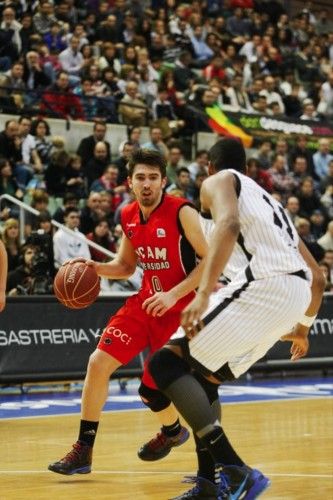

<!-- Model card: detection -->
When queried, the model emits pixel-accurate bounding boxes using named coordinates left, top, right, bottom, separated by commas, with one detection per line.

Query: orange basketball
left=54, top=261, right=100, bottom=309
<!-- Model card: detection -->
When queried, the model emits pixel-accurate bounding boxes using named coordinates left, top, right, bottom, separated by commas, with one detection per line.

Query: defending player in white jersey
left=149, top=138, right=325, bottom=500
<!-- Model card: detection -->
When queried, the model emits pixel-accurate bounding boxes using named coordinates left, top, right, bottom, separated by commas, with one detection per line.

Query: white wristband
left=299, top=314, right=317, bottom=328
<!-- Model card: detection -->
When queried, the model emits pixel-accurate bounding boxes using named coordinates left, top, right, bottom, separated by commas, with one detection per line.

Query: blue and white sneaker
left=220, top=465, right=271, bottom=500
left=170, top=475, right=230, bottom=499
left=169, top=476, right=220, bottom=499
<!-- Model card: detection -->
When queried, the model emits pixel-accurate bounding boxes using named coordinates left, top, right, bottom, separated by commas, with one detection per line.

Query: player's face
left=129, top=164, right=166, bottom=208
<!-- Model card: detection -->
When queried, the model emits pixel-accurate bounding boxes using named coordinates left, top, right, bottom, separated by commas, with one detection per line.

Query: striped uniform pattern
left=199, top=212, right=248, bottom=282
left=188, top=170, right=312, bottom=379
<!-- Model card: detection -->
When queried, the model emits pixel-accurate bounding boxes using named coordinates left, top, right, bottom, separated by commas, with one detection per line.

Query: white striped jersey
left=226, top=169, right=308, bottom=279
left=199, top=213, right=248, bottom=281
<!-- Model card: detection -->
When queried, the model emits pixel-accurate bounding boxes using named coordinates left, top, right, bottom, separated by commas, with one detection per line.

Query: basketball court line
left=0, top=470, right=331, bottom=479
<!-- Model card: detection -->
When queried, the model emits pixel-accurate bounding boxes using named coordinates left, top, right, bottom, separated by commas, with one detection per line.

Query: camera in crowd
left=17, top=230, right=54, bottom=295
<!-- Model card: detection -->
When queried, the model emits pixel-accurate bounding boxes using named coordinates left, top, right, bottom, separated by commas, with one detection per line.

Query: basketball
left=54, top=261, right=100, bottom=309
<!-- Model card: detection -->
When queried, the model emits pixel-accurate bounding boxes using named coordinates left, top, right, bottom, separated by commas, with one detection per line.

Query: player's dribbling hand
left=181, top=292, right=208, bottom=339
left=63, top=257, right=88, bottom=266
left=62, top=258, right=98, bottom=273
left=280, top=324, right=310, bottom=361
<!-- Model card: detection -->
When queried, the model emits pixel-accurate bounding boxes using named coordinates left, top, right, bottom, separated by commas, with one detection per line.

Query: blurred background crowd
left=0, top=0, right=332, bottom=296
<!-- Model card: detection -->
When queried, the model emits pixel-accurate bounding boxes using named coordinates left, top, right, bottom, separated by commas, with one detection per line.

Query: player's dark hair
left=127, top=149, right=167, bottom=178
left=209, top=138, right=246, bottom=173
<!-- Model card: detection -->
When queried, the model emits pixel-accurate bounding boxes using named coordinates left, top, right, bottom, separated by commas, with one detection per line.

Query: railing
left=0, top=193, right=116, bottom=260
left=0, top=85, right=149, bottom=124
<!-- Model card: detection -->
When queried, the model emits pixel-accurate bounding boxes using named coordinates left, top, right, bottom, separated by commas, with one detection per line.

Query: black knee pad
left=138, top=382, right=171, bottom=412
left=149, top=348, right=190, bottom=391
left=193, top=371, right=219, bottom=405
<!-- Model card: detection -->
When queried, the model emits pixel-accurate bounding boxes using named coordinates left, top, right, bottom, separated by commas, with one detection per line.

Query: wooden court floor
left=1, top=398, right=332, bottom=500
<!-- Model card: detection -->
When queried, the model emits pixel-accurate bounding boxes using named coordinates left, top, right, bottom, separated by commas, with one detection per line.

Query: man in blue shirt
left=313, top=138, right=333, bottom=180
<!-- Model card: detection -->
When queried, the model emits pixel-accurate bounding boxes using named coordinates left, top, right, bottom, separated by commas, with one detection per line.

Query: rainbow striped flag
left=206, top=105, right=253, bottom=148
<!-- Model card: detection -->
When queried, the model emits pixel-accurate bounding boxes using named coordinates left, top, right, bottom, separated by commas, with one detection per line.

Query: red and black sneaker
left=138, top=426, right=190, bottom=461
left=48, top=441, right=92, bottom=475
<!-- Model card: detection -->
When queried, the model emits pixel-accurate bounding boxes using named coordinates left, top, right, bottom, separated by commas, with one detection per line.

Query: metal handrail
left=0, top=193, right=116, bottom=259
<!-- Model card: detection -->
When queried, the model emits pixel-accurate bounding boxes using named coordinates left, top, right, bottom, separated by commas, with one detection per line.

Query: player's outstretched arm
left=281, top=239, right=326, bottom=361
left=181, top=172, right=239, bottom=331
left=94, top=234, right=138, bottom=280
left=0, top=240, right=8, bottom=312
left=297, top=239, right=326, bottom=319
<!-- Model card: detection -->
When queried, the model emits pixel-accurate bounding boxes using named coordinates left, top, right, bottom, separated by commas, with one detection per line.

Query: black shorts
left=168, top=336, right=235, bottom=383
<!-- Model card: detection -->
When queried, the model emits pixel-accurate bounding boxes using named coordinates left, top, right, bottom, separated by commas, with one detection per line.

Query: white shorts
left=173, top=270, right=311, bottom=379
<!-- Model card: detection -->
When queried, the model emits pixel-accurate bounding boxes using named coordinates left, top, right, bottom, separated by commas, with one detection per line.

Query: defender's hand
left=281, top=324, right=310, bottom=361
left=181, top=293, right=208, bottom=339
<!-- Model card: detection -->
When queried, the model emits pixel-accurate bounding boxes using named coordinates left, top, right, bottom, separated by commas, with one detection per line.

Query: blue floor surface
left=1, top=377, right=332, bottom=419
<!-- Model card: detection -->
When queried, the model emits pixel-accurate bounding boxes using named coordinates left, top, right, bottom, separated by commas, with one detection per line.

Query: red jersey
left=121, top=194, right=197, bottom=311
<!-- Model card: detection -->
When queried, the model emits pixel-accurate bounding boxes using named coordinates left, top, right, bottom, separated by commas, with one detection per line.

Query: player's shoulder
left=163, top=194, right=197, bottom=215
left=202, top=169, right=238, bottom=191
left=121, top=199, right=139, bottom=217
left=163, top=193, right=191, bottom=208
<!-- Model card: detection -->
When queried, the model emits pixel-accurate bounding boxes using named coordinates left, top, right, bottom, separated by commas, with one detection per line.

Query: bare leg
left=48, top=349, right=122, bottom=475
left=81, top=349, right=121, bottom=421
left=149, top=403, right=179, bottom=426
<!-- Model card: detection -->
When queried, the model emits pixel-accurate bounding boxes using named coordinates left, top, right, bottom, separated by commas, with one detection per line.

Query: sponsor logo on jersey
left=156, top=228, right=166, bottom=238
left=103, top=326, right=132, bottom=345
left=126, top=223, right=136, bottom=227
left=136, top=246, right=167, bottom=260
left=135, top=246, right=170, bottom=269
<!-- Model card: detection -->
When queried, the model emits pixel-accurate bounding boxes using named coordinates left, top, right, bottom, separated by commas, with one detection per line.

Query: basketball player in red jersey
left=0, top=240, right=7, bottom=312
left=48, top=149, right=208, bottom=475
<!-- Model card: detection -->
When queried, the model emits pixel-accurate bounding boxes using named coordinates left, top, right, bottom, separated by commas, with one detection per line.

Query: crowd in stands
left=0, top=0, right=332, bottom=295
left=0, top=1, right=332, bottom=125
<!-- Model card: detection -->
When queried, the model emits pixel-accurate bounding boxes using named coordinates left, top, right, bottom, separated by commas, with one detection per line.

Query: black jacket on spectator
left=45, top=162, right=67, bottom=197
left=149, top=46, right=165, bottom=61
left=5, top=246, right=20, bottom=272
left=7, top=265, right=31, bottom=293
left=302, top=238, right=325, bottom=262
left=84, top=157, right=109, bottom=189
left=79, top=206, right=101, bottom=235
left=152, top=101, right=175, bottom=121
left=0, top=28, right=18, bottom=62
left=65, top=165, right=87, bottom=199
left=298, top=192, right=324, bottom=219
left=95, top=25, right=119, bottom=44
left=174, top=65, right=197, bottom=92
left=283, top=95, right=302, bottom=118
left=77, top=136, right=111, bottom=166
left=19, top=26, right=36, bottom=54
left=113, top=156, right=128, bottom=185
left=289, top=146, right=316, bottom=179
left=52, top=206, right=66, bottom=224
left=23, top=64, right=51, bottom=90
left=0, top=131, right=22, bottom=164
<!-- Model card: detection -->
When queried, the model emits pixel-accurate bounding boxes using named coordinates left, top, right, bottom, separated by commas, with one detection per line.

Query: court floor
left=1, top=377, right=333, bottom=499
